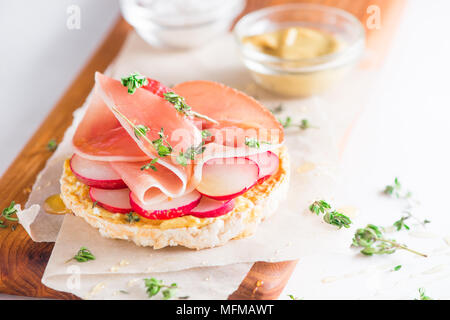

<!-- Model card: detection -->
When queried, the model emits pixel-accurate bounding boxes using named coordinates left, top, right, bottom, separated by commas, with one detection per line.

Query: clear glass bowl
left=234, top=3, right=365, bottom=97
left=120, top=0, right=245, bottom=49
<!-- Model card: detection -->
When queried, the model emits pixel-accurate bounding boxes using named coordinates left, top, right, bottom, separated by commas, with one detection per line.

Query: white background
left=1, top=0, right=450, bottom=299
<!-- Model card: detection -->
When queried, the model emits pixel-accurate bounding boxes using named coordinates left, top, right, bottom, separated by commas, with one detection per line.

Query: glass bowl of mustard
left=234, top=3, right=365, bottom=97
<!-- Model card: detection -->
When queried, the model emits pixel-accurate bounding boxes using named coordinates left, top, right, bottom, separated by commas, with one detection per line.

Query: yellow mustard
left=242, top=27, right=350, bottom=97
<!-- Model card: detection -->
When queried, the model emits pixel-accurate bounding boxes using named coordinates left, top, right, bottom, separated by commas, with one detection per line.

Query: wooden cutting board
left=0, top=0, right=405, bottom=300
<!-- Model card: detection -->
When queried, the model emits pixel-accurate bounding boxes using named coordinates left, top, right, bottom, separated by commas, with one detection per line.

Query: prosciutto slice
left=72, top=72, right=284, bottom=208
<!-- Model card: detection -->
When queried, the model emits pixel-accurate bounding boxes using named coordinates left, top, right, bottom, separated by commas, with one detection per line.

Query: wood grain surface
left=0, top=0, right=405, bottom=300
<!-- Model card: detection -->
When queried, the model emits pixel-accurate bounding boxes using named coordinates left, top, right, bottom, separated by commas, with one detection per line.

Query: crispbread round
left=60, top=146, right=289, bottom=250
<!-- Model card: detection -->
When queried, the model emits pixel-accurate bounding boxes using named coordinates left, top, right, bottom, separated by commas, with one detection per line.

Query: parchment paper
left=18, top=32, right=364, bottom=299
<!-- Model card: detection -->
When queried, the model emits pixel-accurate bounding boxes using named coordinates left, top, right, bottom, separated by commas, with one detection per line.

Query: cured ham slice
left=73, top=91, right=149, bottom=162
left=173, top=80, right=284, bottom=146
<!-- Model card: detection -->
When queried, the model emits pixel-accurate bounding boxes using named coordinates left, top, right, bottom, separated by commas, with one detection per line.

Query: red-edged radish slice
left=89, top=188, right=132, bottom=214
left=246, top=151, right=279, bottom=183
left=130, top=191, right=202, bottom=220
left=190, top=197, right=235, bottom=218
left=70, top=154, right=126, bottom=189
left=196, top=157, right=259, bottom=201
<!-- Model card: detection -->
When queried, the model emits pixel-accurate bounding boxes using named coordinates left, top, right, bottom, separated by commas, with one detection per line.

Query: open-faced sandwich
left=60, top=72, right=289, bottom=249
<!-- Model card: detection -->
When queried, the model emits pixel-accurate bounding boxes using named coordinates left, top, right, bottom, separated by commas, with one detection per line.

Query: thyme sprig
left=393, top=215, right=410, bottom=231
left=417, top=288, right=432, bottom=300
left=121, top=72, right=148, bottom=94
left=309, top=200, right=352, bottom=229
left=2, top=201, right=18, bottom=222
left=47, top=139, right=58, bottom=152
left=163, top=92, right=218, bottom=124
left=279, top=117, right=317, bottom=130
left=66, top=247, right=95, bottom=263
left=352, top=224, right=427, bottom=257
left=126, top=212, right=140, bottom=224
left=144, top=278, right=177, bottom=300
left=141, top=158, right=158, bottom=171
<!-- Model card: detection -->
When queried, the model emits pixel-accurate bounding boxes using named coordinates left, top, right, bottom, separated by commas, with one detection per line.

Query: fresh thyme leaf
left=176, top=142, right=206, bottom=166
left=323, top=211, right=352, bottom=229
left=92, top=201, right=98, bottom=209
left=134, top=124, right=149, bottom=139
left=352, top=224, right=427, bottom=257
left=288, top=294, right=300, bottom=300
left=384, top=177, right=411, bottom=199
left=201, top=130, right=212, bottom=139
left=144, top=278, right=177, bottom=300
left=309, top=200, right=331, bottom=215
left=279, top=116, right=292, bottom=128
left=178, top=296, right=190, bottom=300
left=423, top=219, right=431, bottom=224
left=176, top=152, right=188, bottom=167
left=151, top=128, right=173, bottom=157
left=119, top=290, right=129, bottom=294
left=299, top=119, right=311, bottom=130
left=393, top=265, right=402, bottom=271
left=0, top=220, right=6, bottom=228
left=244, top=137, right=270, bottom=148
left=47, top=139, right=58, bottom=152
left=417, top=288, right=432, bottom=300
left=121, top=72, right=148, bottom=94
left=163, top=92, right=218, bottom=124
left=66, top=247, right=95, bottom=263
left=2, top=201, right=18, bottom=222
left=141, top=158, right=158, bottom=171
left=126, top=212, right=140, bottom=224
left=393, top=216, right=410, bottom=231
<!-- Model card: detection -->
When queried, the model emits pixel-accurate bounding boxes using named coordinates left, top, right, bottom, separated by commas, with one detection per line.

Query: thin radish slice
left=130, top=190, right=202, bottom=220
left=246, top=151, right=279, bottom=183
left=190, top=197, right=235, bottom=218
left=196, top=157, right=259, bottom=201
left=70, top=154, right=126, bottom=189
left=89, top=188, right=132, bottom=214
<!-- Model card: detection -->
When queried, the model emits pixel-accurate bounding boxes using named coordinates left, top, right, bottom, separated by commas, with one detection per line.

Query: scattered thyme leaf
left=201, top=129, right=212, bottom=139
left=141, top=158, right=158, bottom=171
left=144, top=278, right=177, bottom=300
left=244, top=137, right=270, bottom=148
left=417, top=288, right=432, bottom=300
left=66, top=247, right=95, bottom=263
left=0, top=220, right=7, bottom=228
left=279, top=116, right=292, bottom=128
left=393, top=265, right=402, bottom=271
left=178, top=296, right=190, bottom=300
left=288, top=294, right=300, bottom=300
left=2, top=201, right=18, bottom=222
left=92, top=201, right=98, bottom=209
left=134, top=124, right=149, bottom=139
left=384, top=177, right=411, bottom=199
left=47, top=139, right=58, bottom=152
left=176, top=141, right=206, bottom=167
left=121, top=72, right=148, bottom=94
left=299, top=119, right=312, bottom=130
left=126, top=212, right=140, bottom=224
left=151, top=128, right=173, bottom=157
left=393, top=216, right=410, bottom=231
left=119, top=290, right=129, bottom=294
